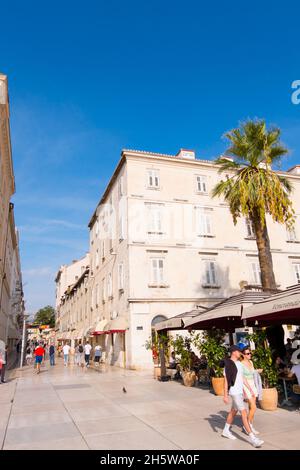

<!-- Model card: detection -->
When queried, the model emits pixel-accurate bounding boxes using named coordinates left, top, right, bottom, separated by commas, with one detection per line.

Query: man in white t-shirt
left=62, top=343, right=70, bottom=366
left=84, top=342, right=92, bottom=367
left=222, top=345, right=264, bottom=448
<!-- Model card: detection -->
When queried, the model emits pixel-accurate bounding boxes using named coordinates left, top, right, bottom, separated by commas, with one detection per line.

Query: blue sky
left=1, top=0, right=300, bottom=314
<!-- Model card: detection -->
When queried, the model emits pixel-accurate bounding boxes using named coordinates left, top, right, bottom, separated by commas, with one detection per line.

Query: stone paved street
left=1, top=359, right=299, bottom=450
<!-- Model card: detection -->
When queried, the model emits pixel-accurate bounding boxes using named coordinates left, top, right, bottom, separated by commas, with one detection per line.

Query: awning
left=155, top=307, right=207, bottom=331
left=184, top=291, right=271, bottom=330
left=106, top=317, right=128, bottom=333
left=93, top=319, right=110, bottom=335
left=242, top=284, right=300, bottom=326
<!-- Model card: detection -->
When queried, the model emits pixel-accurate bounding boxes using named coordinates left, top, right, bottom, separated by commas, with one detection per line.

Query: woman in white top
left=240, top=347, right=262, bottom=435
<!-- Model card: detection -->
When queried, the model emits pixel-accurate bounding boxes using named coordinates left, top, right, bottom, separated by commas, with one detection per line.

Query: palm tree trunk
left=252, top=215, right=277, bottom=291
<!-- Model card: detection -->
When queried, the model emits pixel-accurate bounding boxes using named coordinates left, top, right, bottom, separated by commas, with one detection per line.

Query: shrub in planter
left=144, top=333, right=171, bottom=378
left=171, top=334, right=196, bottom=386
left=247, top=330, right=278, bottom=410
left=194, top=331, right=227, bottom=395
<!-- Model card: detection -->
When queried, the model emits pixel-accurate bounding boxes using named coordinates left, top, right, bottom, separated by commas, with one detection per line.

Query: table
left=278, top=376, right=295, bottom=407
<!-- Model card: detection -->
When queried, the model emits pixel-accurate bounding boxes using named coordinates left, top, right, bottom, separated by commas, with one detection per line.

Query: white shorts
left=231, top=394, right=246, bottom=411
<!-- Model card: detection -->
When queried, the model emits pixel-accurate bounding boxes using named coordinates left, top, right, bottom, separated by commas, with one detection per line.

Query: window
left=119, top=214, right=125, bottom=241
left=250, top=261, right=261, bottom=285
left=245, top=219, right=255, bottom=238
left=287, top=226, right=297, bottom=242
left=95, top=249, right=99, bottom=268
left=196, top=175, right=207, bottom=193
left=109, top=223, right=113, bottom=251
left=101, top=240, right=105, bottom=260
left=293, top=264, right=300, bottom=283
left=108, top=273, right=113, bottom=298
left=95, top=284, right=99, bottom=306
left=202, top=260, right=218, bottom=286
left=147, top=204, right=163, bottom=234
left=95, top=219, right=99, bottom=238
left=147, top=169, right=160, bottom=189
left=118, top=263, right=124, bottom=290
left=195, top=208, right=213, bottom=236
left=119, top=176, right=124, bottom=197
left=102, top=278, right=106, bottom=302
left=150, top=258, right=164, bottom=284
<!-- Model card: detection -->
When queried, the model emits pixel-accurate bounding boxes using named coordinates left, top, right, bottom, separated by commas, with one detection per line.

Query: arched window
left=151, top=315, right=168, bottom=364
left=151, top=315, right=167, bottom=327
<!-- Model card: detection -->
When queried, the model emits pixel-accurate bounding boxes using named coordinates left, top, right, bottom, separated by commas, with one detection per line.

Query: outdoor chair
left=197, top=368, right=210, bottom=386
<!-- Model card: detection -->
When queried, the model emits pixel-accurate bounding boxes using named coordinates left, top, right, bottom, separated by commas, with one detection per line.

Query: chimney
left=176, top=149, right=195, bottom=160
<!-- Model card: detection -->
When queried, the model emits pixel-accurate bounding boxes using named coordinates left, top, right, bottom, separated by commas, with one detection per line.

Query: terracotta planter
left=182, top=370, right=196, bottom=387
left=212, top=377, right=224, bottom=396
left=259, top=387, right=278, bottom=411
left=154, top=366, right=161, bottom=379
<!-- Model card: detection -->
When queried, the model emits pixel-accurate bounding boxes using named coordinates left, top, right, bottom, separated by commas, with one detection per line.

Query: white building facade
left=55, top=254, right=90, bottom=342
left=0, top=74, right=24, bottom=347
left=86, top=149, right=300, bottom=370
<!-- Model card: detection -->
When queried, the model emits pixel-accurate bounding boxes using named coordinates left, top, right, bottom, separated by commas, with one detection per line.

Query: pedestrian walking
left=70, top=344, right=75, bottom=365
left=222, top=345, right=264, bottom=448
left=84, top=341, right=92, bottom=367
left=74, top=343, right=80, bottom=365
left=34, top=343, right=45, bottom=374
left=94, top=345, right=102, bottom=366
left=240, top=347, right=262, bottom=435
left=62, top=343, right=70, bottom=366
left=26, top=346, right=33, bottom=365
left=0, top=343, right=7, bottom=383
left=49, top=343, right=55, bottom=366
left=78, top=341, right=84, bottom=367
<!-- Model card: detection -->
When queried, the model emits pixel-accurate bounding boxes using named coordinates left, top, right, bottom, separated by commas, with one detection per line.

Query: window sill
left=202, top=284, right=221, bottom=289
left=286, top=240, right=300, bottom=243
left=197, top=235, right=215, bottom=238
left=245, top=237, right=256, bottom=240
left=196, top=191, right=208, bottom=195
left=148, top=283, right=170, bottom=288
left=147, top=186, right=160, bottom=190
left=147, top=232, right=164, bottom=235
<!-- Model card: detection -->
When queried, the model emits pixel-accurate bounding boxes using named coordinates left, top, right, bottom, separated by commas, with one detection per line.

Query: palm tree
left=212, top=119, right=294, bottom=291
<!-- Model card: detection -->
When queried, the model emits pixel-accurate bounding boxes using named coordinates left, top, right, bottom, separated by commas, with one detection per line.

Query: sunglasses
left=244, top=352, right=252, bottom=355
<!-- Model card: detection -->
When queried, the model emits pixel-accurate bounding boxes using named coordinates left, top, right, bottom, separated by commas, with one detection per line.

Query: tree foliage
left=247, top=330, right=278, bottom=388
left=212, top=119, right=294, bottom=229
left=34, top=305, right=55, bottom=328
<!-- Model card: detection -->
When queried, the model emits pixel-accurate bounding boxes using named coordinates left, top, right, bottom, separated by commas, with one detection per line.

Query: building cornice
left=128, top=297, right=224, bottom=303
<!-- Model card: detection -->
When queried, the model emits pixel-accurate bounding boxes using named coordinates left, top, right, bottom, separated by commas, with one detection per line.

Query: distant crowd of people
left=24, top=339, right=103, bottom=373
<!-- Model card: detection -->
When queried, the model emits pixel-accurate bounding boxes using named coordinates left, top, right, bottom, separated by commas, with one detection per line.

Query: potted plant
left=144, top=333, right=170, bottom=379
left=247, top=330, right=278, bottom=411
left=194, top=331, right=227, bottom=396
left=171, top=334, right=196, bottom=386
